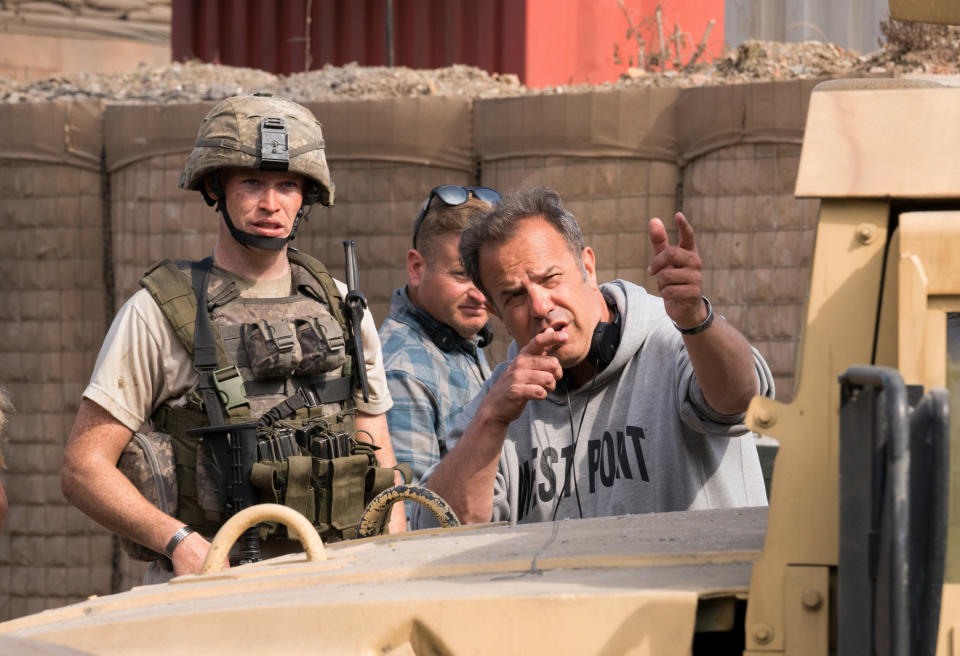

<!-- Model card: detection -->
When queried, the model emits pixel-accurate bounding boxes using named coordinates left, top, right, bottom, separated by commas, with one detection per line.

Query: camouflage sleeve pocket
left=116, top=431, right=178, bottom=561
left=243, top=319, right=304, bottom=379
left=294, top=316, right=347, bottom=376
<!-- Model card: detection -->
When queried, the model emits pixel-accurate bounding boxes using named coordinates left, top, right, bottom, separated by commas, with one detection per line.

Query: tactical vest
left=119, top=250, right=399, bottom=561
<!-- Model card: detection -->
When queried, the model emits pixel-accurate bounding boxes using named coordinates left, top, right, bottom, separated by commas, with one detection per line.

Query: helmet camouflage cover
left=179, top=94, right=334, bottom=206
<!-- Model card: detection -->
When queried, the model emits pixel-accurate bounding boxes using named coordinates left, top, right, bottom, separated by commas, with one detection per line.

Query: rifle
left=187, top=422, right=262, bottom=564
left=342, top=240, right=370, bottom=402
left=188, top=259, right=261, bottom=564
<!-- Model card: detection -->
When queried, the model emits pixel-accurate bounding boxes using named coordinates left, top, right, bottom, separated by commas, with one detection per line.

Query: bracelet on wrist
left=673, top=296, right=715, bottom=336
left=164, top=526, right=196, bottom=559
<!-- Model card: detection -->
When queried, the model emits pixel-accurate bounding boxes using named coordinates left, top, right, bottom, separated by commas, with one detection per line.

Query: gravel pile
left=2, top=27, right=960, bottom=104
left=0, top=61, right=526, bottom=104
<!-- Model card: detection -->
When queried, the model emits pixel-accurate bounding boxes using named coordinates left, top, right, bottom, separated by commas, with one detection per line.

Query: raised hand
left=483, top=327, right=566, bottom=427
left=648, top=212, right=707, bottom=330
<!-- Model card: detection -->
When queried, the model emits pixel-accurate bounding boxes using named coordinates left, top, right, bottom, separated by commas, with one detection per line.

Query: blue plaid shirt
left=378, top=287, right=491, bottom=484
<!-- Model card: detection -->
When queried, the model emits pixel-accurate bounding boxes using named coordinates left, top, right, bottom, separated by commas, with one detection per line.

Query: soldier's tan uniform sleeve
left=82, top=289, right=198, bottom=432
left=333, top=280, right=392, bottom=415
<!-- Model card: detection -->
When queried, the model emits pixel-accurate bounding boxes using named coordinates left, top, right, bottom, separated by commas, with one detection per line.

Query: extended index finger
left=522, top=327, right=567, bottom=356
left=674, top=212, right=697, bottom=252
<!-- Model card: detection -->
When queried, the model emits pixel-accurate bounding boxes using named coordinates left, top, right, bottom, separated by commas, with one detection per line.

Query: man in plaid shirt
left=379, top=186, right=500, bottom=483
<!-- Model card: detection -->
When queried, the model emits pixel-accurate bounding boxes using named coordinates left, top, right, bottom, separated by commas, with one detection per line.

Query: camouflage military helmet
left=179, top=93, right=334, bottom=206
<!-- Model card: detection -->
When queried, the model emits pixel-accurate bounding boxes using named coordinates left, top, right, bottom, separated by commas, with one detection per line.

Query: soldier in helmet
left=62, top=95, right=405, bottom=582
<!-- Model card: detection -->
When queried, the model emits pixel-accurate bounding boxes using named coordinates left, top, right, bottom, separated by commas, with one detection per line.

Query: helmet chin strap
left=216, top=197, right=305, bottom=252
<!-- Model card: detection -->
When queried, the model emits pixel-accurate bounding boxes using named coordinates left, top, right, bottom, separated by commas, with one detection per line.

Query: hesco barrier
left=0, top=80, right=820, bottom=619
left=0, top=101, right=116, bottom=619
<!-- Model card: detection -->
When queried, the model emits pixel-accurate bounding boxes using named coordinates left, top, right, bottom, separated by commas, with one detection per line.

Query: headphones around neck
left=413, top=308, right=493, bottom=352
left=586, top=303, right=621, bottom=372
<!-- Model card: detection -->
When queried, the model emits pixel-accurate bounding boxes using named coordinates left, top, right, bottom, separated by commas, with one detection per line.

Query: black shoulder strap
left=190, top=257, right=227, bottom=425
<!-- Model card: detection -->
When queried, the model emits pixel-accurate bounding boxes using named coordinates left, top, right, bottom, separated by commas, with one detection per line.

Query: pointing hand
left=647, top=212, right=707, bottom=330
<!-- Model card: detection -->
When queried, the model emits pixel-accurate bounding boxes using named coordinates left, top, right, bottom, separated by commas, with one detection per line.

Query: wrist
left=673, top=296, right=715, bottom=335
left=475, top=399, right=513, bottom=432
left=164, top=525, right=196, bottom=559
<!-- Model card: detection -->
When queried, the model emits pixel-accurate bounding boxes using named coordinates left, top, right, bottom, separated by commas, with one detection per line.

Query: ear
left=407, top=249, right=426, bottom=286
left=581, top=246, right=598, bottom=287
left=203, top=174, right=220, bottom=201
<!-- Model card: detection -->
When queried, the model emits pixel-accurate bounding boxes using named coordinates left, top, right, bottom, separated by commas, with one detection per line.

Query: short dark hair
left=415, top=196, right=493, bottom=262
left=459, top=185, right=586, bottom=301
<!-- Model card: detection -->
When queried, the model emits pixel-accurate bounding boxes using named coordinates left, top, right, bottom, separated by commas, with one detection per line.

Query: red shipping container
left=172, top=0, right=725, bottom=88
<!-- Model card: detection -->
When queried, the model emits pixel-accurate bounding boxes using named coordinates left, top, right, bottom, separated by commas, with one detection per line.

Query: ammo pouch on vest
left=294, top=316, right=347, bottom=376
left=116, top=431, right=178, bottom=561
left=248, top=419, right=397, bottom=540
left=180, top=414, right=397, bottom=544
left=242, top=315, right=347, bottom=380
left=118, top=410, right=399, bottom=561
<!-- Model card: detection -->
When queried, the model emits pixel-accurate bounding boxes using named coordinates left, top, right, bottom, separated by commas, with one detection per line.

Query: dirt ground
left=1, top=20, right=959, bottom=103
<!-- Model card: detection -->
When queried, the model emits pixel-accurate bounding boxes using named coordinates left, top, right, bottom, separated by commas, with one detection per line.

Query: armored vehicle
left=1, top=1, right=959, bottom=653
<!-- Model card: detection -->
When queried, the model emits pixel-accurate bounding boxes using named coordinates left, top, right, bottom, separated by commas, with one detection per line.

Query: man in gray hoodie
left=413, top=185, right=774, bottom=526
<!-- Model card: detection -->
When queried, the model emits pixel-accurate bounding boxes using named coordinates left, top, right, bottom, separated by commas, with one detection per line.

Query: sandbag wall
left=0, top=101, right=116, bottom=619
left=0, top=79, right=822, bottom=620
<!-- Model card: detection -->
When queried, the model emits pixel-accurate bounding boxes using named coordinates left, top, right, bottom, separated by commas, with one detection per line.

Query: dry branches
left=616, top=0, right=646, bottom=70
left=655, top=5, right=668, bottom=71
left=687, top=19, right=716, bottom=68
left=614, top=2, right=717, bottom=73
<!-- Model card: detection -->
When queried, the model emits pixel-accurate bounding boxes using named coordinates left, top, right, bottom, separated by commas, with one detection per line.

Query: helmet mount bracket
left=259, top=117, right=290, bottom=171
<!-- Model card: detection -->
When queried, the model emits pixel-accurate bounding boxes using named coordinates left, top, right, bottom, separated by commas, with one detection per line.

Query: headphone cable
left=551, top=364, right=599, bottom=521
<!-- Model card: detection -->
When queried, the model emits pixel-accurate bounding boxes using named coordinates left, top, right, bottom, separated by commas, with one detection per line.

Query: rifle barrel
left=343, top=240, right=359, bottom=291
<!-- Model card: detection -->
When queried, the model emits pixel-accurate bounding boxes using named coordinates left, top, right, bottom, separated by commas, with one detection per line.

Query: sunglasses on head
left=412, top=185, right=502, bottom=249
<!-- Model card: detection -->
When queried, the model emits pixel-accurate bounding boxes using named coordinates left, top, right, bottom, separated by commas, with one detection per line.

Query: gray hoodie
left=413, top=280, right=774, bottom=526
